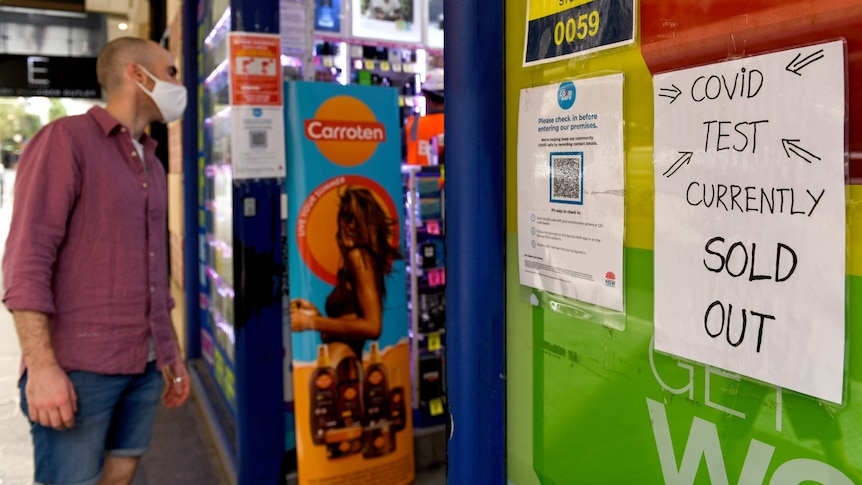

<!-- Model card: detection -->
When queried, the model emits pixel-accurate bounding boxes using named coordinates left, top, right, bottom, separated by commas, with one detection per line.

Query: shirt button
left=150, top=251, right=155, bottom=258
left=131, top=151, right=138, bottom=157
left=121, top=128, right=126, bottom=132
left=150, top=286, right=155, bottom=293
left=142, top=182, right=148, bottom=188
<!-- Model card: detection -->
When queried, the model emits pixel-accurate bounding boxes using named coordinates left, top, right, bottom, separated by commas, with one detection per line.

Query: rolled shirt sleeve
left=3, top=122, right=81, bottom=315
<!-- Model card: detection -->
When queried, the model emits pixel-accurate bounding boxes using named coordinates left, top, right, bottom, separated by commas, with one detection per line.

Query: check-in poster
left=351, top=0, right=421, bottom=44
left=285, top=82, right=414, bottom=485
left=653, top=40, right=846, bottom=403
left=517, top=74, right=625, bottom=311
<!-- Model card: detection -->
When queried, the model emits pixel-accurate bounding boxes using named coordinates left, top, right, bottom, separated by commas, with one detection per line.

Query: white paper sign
left=230, top=106, right=287, bottom=180
left=280, top=1, right=310, bottom=53
left=351, top=0, right=422, bottom=44
left=517, top=74, right=625, bottom=311
left=426, top=0, right=444, bottom=50
left=653, top=40, right=846, bottom=403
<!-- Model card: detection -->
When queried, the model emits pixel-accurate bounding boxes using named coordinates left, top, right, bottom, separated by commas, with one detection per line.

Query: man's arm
left=13, top=310, right=77, bottom=430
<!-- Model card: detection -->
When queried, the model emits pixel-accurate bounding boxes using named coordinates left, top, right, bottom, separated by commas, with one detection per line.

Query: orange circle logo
left=368, top=370, right=382, bottom=385
left=315, top=374, right=333, bottom=389
left=296, top=175, right=400, bottom=285
left=304, top=96, right=387, bottom=167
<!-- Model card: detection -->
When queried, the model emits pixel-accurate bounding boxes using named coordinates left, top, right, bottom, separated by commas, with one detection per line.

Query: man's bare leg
left=97, top=455, right=140, bottom=485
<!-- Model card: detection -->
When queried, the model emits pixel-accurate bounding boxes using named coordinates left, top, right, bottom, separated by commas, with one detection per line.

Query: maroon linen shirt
left=3, top=106, right=179, bottom=374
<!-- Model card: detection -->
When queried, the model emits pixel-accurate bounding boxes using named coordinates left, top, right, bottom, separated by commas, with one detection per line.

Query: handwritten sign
left=653, top=40, right=846, bottom=404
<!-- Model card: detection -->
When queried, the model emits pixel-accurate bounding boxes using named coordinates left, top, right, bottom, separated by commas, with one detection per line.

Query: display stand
left=403, top=165, right=447, bottom=429
left=310, top=38, right=424, bottom=127
left=198, top=0, right=237, bottom=430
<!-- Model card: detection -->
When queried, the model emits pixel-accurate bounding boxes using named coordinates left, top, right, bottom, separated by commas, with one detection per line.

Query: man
left=3, top=37, right=190, bottom=485
left=404, top=68, right=445, bottom=166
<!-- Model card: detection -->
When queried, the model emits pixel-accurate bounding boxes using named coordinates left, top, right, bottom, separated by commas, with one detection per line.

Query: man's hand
left=12, top=310, right=77, bottom=430
left=161, top=361, right=190, bottom=408
left=25, top=363, right=77, bottom=430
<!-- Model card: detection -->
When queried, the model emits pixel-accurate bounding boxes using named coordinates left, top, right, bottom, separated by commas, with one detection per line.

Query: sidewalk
left=0, top=181, right=37, bottom=484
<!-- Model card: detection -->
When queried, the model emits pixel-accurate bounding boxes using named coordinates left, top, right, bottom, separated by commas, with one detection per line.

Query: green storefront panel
left=505, top=1, right=862, bottom=483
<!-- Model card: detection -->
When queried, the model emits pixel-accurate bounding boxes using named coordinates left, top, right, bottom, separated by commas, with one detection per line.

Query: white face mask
left=135, top=65, right=187, bottom=123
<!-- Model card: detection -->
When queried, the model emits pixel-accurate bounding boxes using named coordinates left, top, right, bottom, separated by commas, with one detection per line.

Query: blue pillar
left=445, top=0, right=506, bottom=483
left=230, top=1, right=285, bottom=483
left=181, top=0, right=200, bottom=361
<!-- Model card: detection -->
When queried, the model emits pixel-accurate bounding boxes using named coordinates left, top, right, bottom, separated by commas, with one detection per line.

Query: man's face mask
left=135, top=64, right=187, bottom=123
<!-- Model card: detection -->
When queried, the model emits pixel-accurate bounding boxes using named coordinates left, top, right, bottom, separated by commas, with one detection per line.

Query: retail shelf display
left=403, top=164, right=447, bottom=428
left=198, top=1, right=238, bottom=416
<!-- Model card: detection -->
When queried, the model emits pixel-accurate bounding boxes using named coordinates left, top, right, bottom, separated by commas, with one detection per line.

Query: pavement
left=0, top=173, right=37, bottom=485
left=0, top=170, right=447, bottom=484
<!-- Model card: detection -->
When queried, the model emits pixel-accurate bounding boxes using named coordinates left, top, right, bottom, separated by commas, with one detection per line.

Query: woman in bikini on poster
left=290, top=185, right=401, bottom=370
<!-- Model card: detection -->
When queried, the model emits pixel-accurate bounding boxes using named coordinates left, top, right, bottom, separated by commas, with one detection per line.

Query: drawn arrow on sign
left=663, top=151, right=693, bottom=178
left=785, top=49, right=824, bottom=76
left=658, top=84, right=682, bottom=104
left=782, top=139, right=821, bottom=164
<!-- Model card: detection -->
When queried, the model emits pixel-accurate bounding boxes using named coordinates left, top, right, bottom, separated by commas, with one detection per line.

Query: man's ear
left=127, top=63, right=151, bottom=89
left=125, top=63, right=138, bottom=81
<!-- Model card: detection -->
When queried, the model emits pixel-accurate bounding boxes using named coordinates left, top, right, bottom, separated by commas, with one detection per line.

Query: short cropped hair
left=96, top=37, right=155, bottom=93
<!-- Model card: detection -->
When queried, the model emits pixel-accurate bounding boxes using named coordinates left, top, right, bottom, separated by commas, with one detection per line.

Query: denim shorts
left=19, top=362, right=163, bottom=485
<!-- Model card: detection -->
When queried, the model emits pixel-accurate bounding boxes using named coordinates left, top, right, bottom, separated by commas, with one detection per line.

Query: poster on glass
left=315, top=0, right=343, bottom=34
left=426, top=0, right=443, bottom=50
left=285, top=81, right=415, bottom=485
left=351, top=0, right=422, bottom=44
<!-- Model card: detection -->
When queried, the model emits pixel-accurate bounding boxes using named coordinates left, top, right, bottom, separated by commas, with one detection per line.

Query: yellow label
left=849, top=185, right=862, bottom=276
left=428, top=333, right=441, bottom=351
left=528, top=0, right=594, bottom=21
left=322, top=57, right=334, bottom=68
left=380, top=61, right=390, bottom=71
left=365, top=60, right=376, bottom=70
left=430, top=398, right=444, bottom=416
left=225, top=367, right=236, bottom=406
left=391, top=63, right=402, bottom=72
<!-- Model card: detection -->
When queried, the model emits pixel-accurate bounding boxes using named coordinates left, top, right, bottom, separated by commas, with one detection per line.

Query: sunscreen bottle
left=389, top=365, right=406, bottom=432
left=363, top=342, right=390, bottom=424
left=309, top=345, right=338, bottom=445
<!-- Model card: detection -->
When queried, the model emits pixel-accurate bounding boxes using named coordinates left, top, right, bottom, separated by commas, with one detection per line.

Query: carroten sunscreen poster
left=285, top=82, right=414, bottom=485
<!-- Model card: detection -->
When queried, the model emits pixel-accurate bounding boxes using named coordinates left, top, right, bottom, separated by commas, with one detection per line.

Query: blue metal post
left=445, top=0, right=507, bottom=482
left=230, top=1, right=285, bottom=482
left=181, top=0, right=200, bottom=361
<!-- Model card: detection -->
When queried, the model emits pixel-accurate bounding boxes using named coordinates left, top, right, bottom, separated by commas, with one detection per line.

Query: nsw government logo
left=605, top=271, right=616, bottom=287
left=557, top=81, right=576, bottom=110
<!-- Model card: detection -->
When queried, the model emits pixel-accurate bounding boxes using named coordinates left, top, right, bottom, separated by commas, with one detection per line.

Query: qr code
left=249, top=130, right=267, bottom=148
left=550, top=153, right=583, bottom=203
